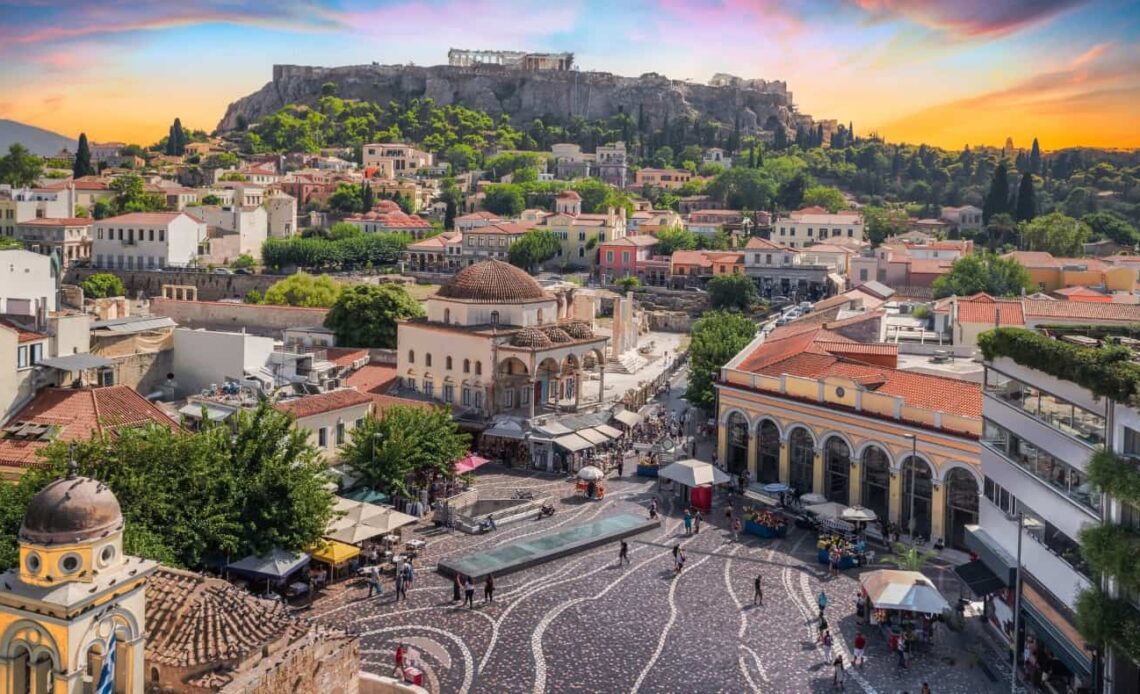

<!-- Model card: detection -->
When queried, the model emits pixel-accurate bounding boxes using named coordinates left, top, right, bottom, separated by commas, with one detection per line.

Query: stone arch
left=892, top=449, right=934, bottom=474
left=817, top=430, right=855, bottom=455
left=783, top=423, right=817, bottom=447
left=854, top=440, right=895, bottom=467
left=582, top=348, right=606, bottom=370
left=497, top=357, right=529, bottom=376
left=860, top=445, right=892, bottom=525
left=755, top=419, right=781, bottom=484
left=561, top=353, right=580, bottom=374
left=899, top=454, right=935, bottom=540
left=719, top=407, right=752, bottom=429
left=944, top=466, right=980, bottom=550
left=725, top=411, right=750, bottom=475
left=752, top=416, right=783, bottom=438
left=787, top=426, right=816, bottom=495
left=2, top=620, right=62, bottom=672
left=823, top=435, right=852, bottom=505
left=935, top=459, right=981, bottom=485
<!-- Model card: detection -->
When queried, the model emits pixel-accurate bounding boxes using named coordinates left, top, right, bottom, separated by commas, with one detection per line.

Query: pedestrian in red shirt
left=393, top=644, right=405, bottom=677
left=853, top=631, right=866, bottom=668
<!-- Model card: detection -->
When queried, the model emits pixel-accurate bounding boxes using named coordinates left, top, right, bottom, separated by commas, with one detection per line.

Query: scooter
left=537, top=502, right=556, bottom=519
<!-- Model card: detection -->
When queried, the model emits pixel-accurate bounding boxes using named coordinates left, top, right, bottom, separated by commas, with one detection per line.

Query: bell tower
left=0, top=461, right=157, bottom=693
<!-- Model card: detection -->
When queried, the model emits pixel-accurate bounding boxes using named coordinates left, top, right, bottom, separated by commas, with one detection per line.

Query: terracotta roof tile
left=955, top=294, right=1025, bottom=325
left=15, top=217, right=92, bottom=227
left=437, top=260, right=548, bottom=302
left=95, top=212, right=196, bottom=225
left=1022, top=300, right=1140, bottom=322
left=274, top=389, right=372, bottom=419
left=345, top=363, right=397, bottom=394
left=324, top=347, right=370, bottom=368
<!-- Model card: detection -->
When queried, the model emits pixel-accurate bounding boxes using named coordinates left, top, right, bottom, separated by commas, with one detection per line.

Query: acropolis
left=447, top=48, right=574, bottom=71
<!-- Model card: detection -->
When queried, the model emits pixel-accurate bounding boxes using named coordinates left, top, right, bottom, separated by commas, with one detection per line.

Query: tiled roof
left=745, top=237, right=794, bottom=251
left=1022, top=300, right=1140, bottom=322
left=95, top=212, right=192, bottom=225
left=324, top=347, right=370, bottom=368
left=345, top=363, right=397, bottom=394
left=15, top=217, right=92, bottom=226
left=1053, top=286, right=1107, bottom=298
left=471, top=222, right=531, bottom=235
left=274, top=389, right=372, bottom=419
left=455, top=211, right=501, bottom=221
left=1003, top=251, right=1107, bottom=270
left=906, top=259, right=953, bottom=275
left=602, top=236, right=659, bottom=247
left=952, top=294, right=1025, bottom=325
left=145, top=567, right=301, bottom=668
left=438, top=259, right=548, bottom=302
left=0, top=386, right=176, bottom=469
left=0, top=318, right=48, bottom=343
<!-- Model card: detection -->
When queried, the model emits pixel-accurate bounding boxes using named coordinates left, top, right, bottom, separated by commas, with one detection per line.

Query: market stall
left=657, top=458, right=731, bottom=512
left=742, top=507, right=789, bottom=538
left=307, top=538, right=361, bottom=584
left=860, top=569, right=950, bottom=655
left=226, top=548, right=310, bottom=593
left=637, top=436, right=677, bottom=477
left=575, top=465, right=606, bottom=500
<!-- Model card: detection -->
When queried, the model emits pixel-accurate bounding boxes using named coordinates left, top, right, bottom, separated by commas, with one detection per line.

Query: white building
left=92, top=211, right=207, bottom=270
left=0, top=248, right=57, bottom=316
left=185, top=204, right=267, bottom=259
left=703, top=147, right=733, bottom=168
left=274, top=389, right=374, bottom=461
left=264, top=191, right=298, bottom=238
left=362, top=144, right=433, bottom=176
left=772, top=211, right=864, bottom=248
left=0, top=186, right=75, bottom=237
left=941, top=205, right=984, bottom=234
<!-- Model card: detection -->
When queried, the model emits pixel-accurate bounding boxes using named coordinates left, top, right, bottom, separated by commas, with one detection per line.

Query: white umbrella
left=860, top=569, right=950, bottom=615
left=657, top=459, right=733, bottom=487
left=841, top=505, right=878, bottom=523
left=800, top=493, right=828, bottom=504
left=805, top=502, right=850, bottom=520
left=577, top=465, right=605, bottom=481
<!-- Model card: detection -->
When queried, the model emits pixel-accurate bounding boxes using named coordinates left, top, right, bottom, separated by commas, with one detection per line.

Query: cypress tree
left=773, top=126, right=787, bottom=151
left=1015, top=172, right=1036, bottom=222
left=816, top=124, right=824, bottom=147
left=983, top=161, right=1011, bottom=225
left=1030, top=138, right=1042, bottom=175
left=747, top=147, right=755, bottom=169
left=360, top=180, right=374, bottom=211
left=172, top=118, right=186, bottom=156
left=73, top=133, right=95, bottom=178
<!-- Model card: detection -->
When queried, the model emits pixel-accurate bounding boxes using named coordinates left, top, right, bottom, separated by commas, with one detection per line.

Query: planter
left=636, top=465, right=659, bottom=478
left=818, top=548, right=856, bottom=569
left=745, top=519, right=787, bottom=539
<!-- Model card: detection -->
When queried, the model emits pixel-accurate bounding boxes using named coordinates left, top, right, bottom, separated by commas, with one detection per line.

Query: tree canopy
left=323, top=283, right=425, bottom=348
left=507, top=230, right=560, bottom=272
left=931, top=254, right=1031, bottom=298
left=0, top=144, right=43, bottom=188
left=80, top=272, right=126, bottom=299
left=341, top=406, right=470, bottom=498
left=110, top=173, right=164, bottom=215
left=802, top=185, right=847, bottom=213
left=262, top=272, right=342, bottom=307
left=0, top=403, right=334, bottom=571
left=684, top=311, right=757, bottom=412
left=261, top=232, right=409, bottom=271
left=1021, top=212, right=1092, bottom=257
left=707, top=273, right=758, bottom=311
left=1082, top=212, right=1138, bottom=247
left=483, top=184, right=526, bottom=217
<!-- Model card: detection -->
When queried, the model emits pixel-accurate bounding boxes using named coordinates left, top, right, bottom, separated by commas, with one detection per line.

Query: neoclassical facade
left=397, top=260, right=608, bottom=418
left=716, top=324, right=984, bottom=548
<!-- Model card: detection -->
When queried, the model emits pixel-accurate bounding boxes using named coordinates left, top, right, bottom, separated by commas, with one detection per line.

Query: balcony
left=980, top=443, right=1099, bottom=542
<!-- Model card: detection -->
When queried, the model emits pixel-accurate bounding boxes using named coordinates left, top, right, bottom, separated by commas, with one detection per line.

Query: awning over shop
left=38, top=353, right=114, bottom=371
left=554, top=433, right=593, bottom=452
left=227, top=548, right=310, bottom=582
left=1021, top=583, right=1094, bottom=676
left=953, top=559, right=1005, bottom=596
left=536, top=422, right=573, bottom=437
left=483, top=426, right=527, bottom=440
left=613, top=410, right=642, bottom=427
left=595, top=424, right=623, bottom=439
left=309, top=539, right=361, bottom=566
left=860, top=569, right=950, bottom=614
left=577, top=428, right=610, bottom=445
left=964, top=525, right=1017, bottom=587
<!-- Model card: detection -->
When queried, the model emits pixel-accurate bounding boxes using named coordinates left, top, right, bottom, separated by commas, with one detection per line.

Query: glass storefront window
left=984, top=368, right=1105, bottom=445
left=981, top=419, right=1101, bottom=514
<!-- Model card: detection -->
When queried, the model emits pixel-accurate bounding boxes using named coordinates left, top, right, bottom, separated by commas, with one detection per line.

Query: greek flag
left=95, top=632, right=116, bottom=694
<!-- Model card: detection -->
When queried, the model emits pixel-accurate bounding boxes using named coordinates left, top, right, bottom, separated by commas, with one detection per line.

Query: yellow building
left=716, top=323, right=984, bottom=548
left=534, top=192, right=627, bottom=271
left=1004, top=251, right=1137, bottom=293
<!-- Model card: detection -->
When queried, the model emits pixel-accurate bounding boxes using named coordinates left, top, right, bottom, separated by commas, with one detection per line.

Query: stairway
left=607, top=351, right=649, bottom=374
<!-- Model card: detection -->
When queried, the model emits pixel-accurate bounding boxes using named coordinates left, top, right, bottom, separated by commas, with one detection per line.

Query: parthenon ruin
left=447, top=48, right=574, bottom=71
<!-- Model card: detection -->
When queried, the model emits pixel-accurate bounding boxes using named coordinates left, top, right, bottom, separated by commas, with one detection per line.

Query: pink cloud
left=850, top=0, right=1088, bottom=38
left=340, top=1, right=581, bottom=44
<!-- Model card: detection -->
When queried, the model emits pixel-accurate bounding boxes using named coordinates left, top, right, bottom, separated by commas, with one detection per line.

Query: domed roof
left=543, top=327, right=573, bottom=343
left=438, top=260, right=547, bottom=303
left=511, top=327, right=553, bottom=348
left=20, top=474, right=123, bottom=545
left=564, top=321, right=594, bottom=339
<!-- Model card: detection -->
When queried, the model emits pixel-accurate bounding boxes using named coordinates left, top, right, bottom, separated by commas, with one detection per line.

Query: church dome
left=438, top=260, right=546, bottom=303
left=20, top=475, right=123, bottom=546
left=543, top=327, right=573, bottom=343
left=564, top=321, right=594, bottom=339
left=511, top=327, right=553, bottom=348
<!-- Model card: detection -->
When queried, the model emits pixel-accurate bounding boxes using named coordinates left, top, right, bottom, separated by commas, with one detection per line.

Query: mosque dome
left=20, top=475, right=123, bottom=546
left=438, top=260, right=546, bottom=303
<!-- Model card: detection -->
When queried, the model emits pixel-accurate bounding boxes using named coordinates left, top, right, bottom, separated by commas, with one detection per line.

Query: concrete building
left=597, top=236, right=660, bottom=284
left=703, top=147, right=733, bottom=168
left=264, top=190, right=298, bottom=238
left=550, top=144, right=594, bottom=180
left=686, top=209, right=750, bottom=237
left=185, top=204, right=268, bottom=260
left=940, top=205, right=983, bottom=234
left=0, top=186, right=75, bottom=237
left=534, top=191, right=627, bottom=271
left=404, top=231, right=465, bottom=272
left=742, top=237, right=843, bottom=301
left=717, top=323, right=983, bottom=548
left=772, top=210, right=864, bottom=248
left=274, top=389, right=373, bottom=461
left=454, top=211, right=502, bottom=232
left=634, top=168, right=692, bottom=191
left=92, top=212, right=207, bottom=270
left=361, top=143, right=432, bottom=176
left=11, top=217, right=92, bottom=268
left=396, top=260, right=607, bottom=419
left=1004, top=251, right=1136, bottom=294
left=595, top=142, right=629, bottom=187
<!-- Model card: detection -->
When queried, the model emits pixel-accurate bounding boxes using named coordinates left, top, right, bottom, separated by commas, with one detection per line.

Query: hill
left=0, top=120, right=74, bottom=156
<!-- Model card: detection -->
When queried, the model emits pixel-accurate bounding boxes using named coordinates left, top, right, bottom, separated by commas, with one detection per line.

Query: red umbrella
left=454, top=453, right=490, bottom=474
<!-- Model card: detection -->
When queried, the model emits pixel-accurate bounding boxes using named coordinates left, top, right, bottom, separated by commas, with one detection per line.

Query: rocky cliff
left=217, top=63, right=805, bottom=135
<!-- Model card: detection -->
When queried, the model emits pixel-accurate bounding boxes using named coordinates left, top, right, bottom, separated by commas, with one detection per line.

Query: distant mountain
left=0, top=120, right=74, bottom=156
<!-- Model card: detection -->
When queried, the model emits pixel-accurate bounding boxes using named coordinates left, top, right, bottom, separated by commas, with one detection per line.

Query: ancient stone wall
left=66, top=267, right=279, bottom=302
left=149, top=298, right=329, bottom=337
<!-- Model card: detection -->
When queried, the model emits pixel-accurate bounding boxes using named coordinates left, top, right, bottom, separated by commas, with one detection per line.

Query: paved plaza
left=312, top=466, right=1004, bottom=693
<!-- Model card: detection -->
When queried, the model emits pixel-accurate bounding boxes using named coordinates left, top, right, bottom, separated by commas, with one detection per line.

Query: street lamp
left=903, top=433, right=917, bottom=543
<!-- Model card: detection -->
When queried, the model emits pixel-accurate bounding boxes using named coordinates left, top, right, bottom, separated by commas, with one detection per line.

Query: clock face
left=836, top=387, right=846, bottom=398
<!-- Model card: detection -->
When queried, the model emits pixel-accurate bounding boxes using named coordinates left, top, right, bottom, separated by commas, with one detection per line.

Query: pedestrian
left=896, top=634, right=907, bottom=669
left=712, top=451, right=719, bottom=468
left=368, top=570, right=383, bottom=598
left=920, top=683, right=930, bottom=694
left=672, top=543, right=680, bottom=563
left=829, top=549, right=839, bottom=578
left=463, top=576, right=475, bottom=608
left=853, top=631, right=866, bottom=668
left=817, top=590, right=829, bottom=618
left=821, top=629, right=833, bottom=664
left=855, top=593, right=865, bottom=622
left=403, top=562, right=414, bottom=589
left=649, top=499, right=658, bottom=520
left=452, top=573, right=461, bottom=602
left=619, top=540, right=630, bottom=566
left=394, top=571, right=406, bottom=602
left=484, top=574, right=495, bottom=603
left=724, top=504, right=733, bottom=523
left=753, top=574, right=763, bottom=606
left=818, top=615, right=829, bottom=640
left=694, top=510, right=702, bottom=534
left=832, top=655, right=846, bottom=690
left=732, top=518, right=742, bottom=542
left=393, top=644, right=405, bottom=678
left=618, top=458, right=624, bottom=477
left=683, top=510, right=693, bottom=535
left=676, top=548, right=686, bottom=575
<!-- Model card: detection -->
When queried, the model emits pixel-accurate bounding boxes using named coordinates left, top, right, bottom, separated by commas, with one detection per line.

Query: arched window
left=425, top=353, right=432, bottom=367
left=756, top=420, right=780, bottom=484
left=900, top=456, right=934, bottom=540
left=408, top=350, right=415, bottom=364
left=444, top=308, right=450, bottom=324
left=463, top=359, right=470, bottom=373
left=789, top=427, right=815, bottom=495
left=490, top=311, right=500, bottom=325
left=446, top=356, right=453, bottom=370
left=824, top=437, right=851, bottom=505
left=475, top=361, right=483, bottom=375
left=861, top=447, right=891, bottom=525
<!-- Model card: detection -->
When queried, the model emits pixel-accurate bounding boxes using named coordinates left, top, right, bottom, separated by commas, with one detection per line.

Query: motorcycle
left=537, top=502, right=556, bottom=519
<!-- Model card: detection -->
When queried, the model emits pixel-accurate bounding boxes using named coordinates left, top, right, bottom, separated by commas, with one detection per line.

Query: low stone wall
left=66, top=267, right=279, bottom=301
left=647, top=310, right=694, bottom=332
left=150, top=298, right=329, bottom=336
left=360, top=672, right=429, bottom=694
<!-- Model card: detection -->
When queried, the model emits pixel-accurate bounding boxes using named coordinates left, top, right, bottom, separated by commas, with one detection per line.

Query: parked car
left=212, top=268, right=234, bottom=275
left=799, top=301, right=813, bottom=313
left=235, top=268, right=254, bottom=275
left=775, top=316, right=789, bottom=326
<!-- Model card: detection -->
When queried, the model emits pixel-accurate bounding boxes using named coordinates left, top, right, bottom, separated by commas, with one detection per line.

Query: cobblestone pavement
left=312, top=466, right=1003, bottom=694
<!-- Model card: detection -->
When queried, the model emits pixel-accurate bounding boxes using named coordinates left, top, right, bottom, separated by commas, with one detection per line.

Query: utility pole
left=1011, top=511, right=1024, bottom=693
left=904, top=433, right=918, bottom=543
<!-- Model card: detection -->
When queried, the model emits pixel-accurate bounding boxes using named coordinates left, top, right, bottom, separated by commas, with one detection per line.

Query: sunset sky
left=2, top=0, right=1138, bottom=150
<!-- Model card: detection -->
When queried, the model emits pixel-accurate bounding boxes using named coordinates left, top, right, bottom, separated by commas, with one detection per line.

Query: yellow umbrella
left=308, top=539, right=362, bottom=566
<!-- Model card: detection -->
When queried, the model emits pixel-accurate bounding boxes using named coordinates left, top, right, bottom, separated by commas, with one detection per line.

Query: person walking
left=855, top=593, right=865, bottom=623
left=817, top=590, right=829, bottom=619
left=852, top=631, right=866, bottom=668
left=724, top=503, right=733, bottom=525
left=649, top=499, right=658, bottom=520
left=832, top=655, right=846, bottom=690
left=368, top=570, right=383, bottom=598
left=920, top=683, right=931, bottom=694
left=821, top=629, right=833, bottom=664
left=619, top=540, right=630, bottom=566
left=403, top=562, right=414, bottom=590
left=683, top=510, right=693, bottom=536
left=675, top=548, right=686, bottom=575
left=484, top=574, right=495, bottom=603
left=732, top=518, right=742, bottom=542
left=753, top=574, right=763, bottom=606
left=393, top=644, right=405, bottom=678
left=694, top=510, right=702, bottom=534
left=463, top=576, right=475, bottom=608
left=896, top=634, right=907, bottom=670
left=394, top=571, right=406, bottom=602
left=452, top=573, right=462, bottom=602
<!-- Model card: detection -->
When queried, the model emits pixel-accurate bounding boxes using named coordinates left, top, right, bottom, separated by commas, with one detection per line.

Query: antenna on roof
left=66, top=443, right=78, bottom=479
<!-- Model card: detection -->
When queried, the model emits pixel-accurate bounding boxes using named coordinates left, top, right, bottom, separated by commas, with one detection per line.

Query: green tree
left=166, top=117, right=186, bottom=156
left=342, top=407, right=470, bottom=497
left=1021, top=212, right=1091, bottom=257
left=684, top=311, right=757, bottom=412
left=324, top=283, right=424, bottom=348
left=80, top=272, right=126, bottom=298
left=1063, top=187, right=1097, bottom=218
left=328, top=183, right=363, bottom=213
left=776, top=172, right=808, bottom=210
left=982, top=161, right=1010, bottom=224
left=1082, top=212, right=1138, bottom=246
left=483, top=184, right=526, bottom=217
left=507, top=230, right=560, bottom=272
left=73, top=133, right=95, bottom=178
left=931, top=254, right=1030, bottom=298
left=110, top=173, right=163, bottom=214
left=360, top=181, right=375, bottom=212
left=653, top=226, right=699, bottom=255
left=707, top=273, right=758, bottom=311
left=263, top=272, right=342, bottom=307
left=861, top=206, right=909, bottom=246
left=0, top=144, right=44, bottom=188
left=1014, top=171, right=1036, bottom=222
left=1029, top=137, right=1042, bottom=175
left=801, top=185, right=846, bottom=213
left=443, top=143, right=478, bottom=172
left=886, top=543, right=937, bottom=571
left=201, top=194, right=222, bottom=205
left=614, top=275, right=641, bottom=291
left=652, top=146, right=675, bottom=168
left=230, top=254, right=255, bottom=269
left=202, top=152, right=240, bottom=169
